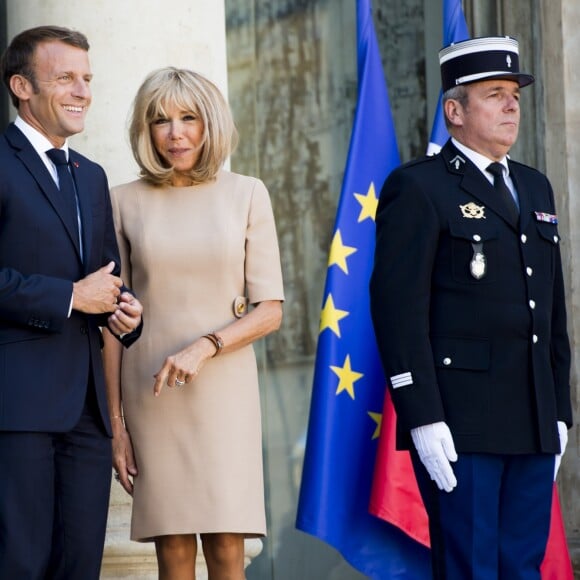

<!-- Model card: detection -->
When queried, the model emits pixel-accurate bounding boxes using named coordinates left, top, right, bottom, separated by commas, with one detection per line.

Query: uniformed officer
left=370, top=36, right=571, bottom=579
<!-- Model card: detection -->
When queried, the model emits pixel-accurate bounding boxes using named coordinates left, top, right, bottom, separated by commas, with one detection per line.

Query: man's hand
left=107, top=292, right=143, bottom=336
left=73, top=261, right=122, bottom=314
left=411, top=421, right=458, bottom=492
left=554, top=420, right=568, bottom=480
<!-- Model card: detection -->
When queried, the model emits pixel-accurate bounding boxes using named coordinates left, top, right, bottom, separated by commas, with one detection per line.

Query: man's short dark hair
left=0, top=25, right=89, bottom=108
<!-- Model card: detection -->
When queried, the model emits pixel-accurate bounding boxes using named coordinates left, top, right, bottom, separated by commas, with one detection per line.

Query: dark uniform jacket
left=370, top=139, right=572, bottom=455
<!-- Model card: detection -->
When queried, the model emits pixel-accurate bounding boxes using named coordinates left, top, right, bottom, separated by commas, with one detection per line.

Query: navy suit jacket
left=0, top=123, right=135, bottom=435
left=370, top=140, right=572, bottom=455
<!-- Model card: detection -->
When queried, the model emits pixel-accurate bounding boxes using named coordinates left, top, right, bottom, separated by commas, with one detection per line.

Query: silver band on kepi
left=439, top=36, right=534, bottom=92
left=175, top=378, right=185, bottom=386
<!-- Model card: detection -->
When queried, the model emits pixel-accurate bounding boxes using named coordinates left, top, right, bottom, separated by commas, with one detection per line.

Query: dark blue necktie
left=487, top=162, right=519, bottom=227
left=46, top=148, right=81, bottom=248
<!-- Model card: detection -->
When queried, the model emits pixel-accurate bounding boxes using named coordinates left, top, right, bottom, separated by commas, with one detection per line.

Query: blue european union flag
left=427, top=0, right=470, bottom=154
left=295, top=1, right=430, bottom=577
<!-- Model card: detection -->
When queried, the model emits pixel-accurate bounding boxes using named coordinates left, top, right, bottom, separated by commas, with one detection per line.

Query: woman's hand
left=152, top=300, right=282, bottom=396
left=153, top=337, right=216, bottom=396
left=112, top=421, right=138, bottom=496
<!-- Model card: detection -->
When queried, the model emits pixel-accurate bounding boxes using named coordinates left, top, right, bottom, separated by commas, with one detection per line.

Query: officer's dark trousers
left=412, top=451, right=554, bottom=580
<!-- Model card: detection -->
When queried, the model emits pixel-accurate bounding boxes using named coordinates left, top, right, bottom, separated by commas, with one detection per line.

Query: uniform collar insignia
left=449, top=154, right=466, bottom=171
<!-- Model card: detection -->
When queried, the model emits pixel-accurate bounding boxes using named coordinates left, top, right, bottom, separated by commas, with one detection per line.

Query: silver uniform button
left=521, top=234, right=527, bottom=243
left=526, top=267, right=533, bottom=276
left=443, top=357, right=452, bottom=366
left=553, top=235, right=559, bottom=243
left=529, top=300, right=536, bottom=309
left=532, top=334, right=538, bottom=344
left=472, top=234, right=481, bottom=242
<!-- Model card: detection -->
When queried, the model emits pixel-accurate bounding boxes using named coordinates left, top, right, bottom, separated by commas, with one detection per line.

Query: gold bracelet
left=202, top=332, right=224, bottom=357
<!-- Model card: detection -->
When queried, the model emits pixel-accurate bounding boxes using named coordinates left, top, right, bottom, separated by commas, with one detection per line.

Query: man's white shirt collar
left=451, top=137, right=518, bottom=205
left=451, top=137, right=509, bottom=181
left=14, top=116, right=70, bottom=180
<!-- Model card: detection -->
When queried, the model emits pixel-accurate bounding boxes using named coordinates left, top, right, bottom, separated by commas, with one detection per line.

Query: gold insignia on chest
left=460, top=202, right=486, bottom=219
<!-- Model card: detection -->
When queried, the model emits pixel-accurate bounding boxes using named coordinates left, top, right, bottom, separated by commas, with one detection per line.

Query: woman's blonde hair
left=129, top=67, right=238, bottom=186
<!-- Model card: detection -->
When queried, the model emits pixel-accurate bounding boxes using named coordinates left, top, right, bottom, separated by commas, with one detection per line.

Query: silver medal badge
left=470, top=242, right=486, bottom=279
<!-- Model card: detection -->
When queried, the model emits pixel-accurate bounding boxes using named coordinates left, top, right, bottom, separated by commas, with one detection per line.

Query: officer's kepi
left=439, top=36, right=535, bottom=92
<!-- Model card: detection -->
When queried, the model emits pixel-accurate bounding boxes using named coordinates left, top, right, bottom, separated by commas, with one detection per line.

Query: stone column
left=6, top=1, right=263, bottom=577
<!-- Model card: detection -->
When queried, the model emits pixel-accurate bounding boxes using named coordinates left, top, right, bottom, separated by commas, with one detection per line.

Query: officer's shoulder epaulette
left=507, top=158, right=542, bottom=174
left=397, top=154, right=439, bottom=171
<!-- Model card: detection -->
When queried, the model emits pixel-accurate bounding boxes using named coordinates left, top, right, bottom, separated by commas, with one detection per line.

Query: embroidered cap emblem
left=460, top=202, right=486, bottom=219
left=506, top=54, right=512, bottom=68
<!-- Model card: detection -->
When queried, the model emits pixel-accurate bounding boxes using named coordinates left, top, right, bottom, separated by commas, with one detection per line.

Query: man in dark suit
left=0, top=26, right=143, bottom=579
left=370, top=36, right=571, bottom=579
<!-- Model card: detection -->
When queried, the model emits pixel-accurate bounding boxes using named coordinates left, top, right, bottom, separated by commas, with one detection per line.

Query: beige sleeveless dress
left=110, top=170, right=284, bottom=541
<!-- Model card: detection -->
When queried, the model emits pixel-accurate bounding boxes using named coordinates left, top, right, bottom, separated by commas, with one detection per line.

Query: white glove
left=411, top=421, right=458, bottom=493
left=554, top=420, right=568, bottom=480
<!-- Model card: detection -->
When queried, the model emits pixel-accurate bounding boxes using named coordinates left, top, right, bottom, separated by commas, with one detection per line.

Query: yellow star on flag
left=330, top=354, right=364, bottom=400
left=354, top=182, right=379, bottom=222
left=368, top=411, right=382, bottom=440
left=319, top=294, right=349, bottom=337
left=328, top=230, right=357, bottom=274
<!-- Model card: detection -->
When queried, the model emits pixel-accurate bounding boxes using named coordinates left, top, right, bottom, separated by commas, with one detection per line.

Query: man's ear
left=9, top=74, right=31, bottom=102
left=444, top=99, right=463, bottom=128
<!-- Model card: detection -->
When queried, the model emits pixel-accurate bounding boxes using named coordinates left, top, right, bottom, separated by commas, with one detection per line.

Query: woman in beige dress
left=102, top=67, right=284, bottom=580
